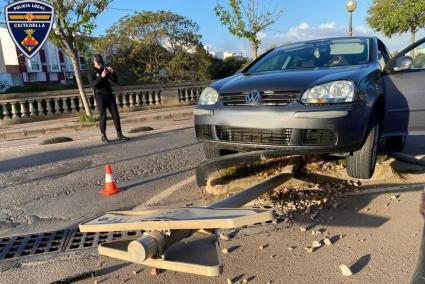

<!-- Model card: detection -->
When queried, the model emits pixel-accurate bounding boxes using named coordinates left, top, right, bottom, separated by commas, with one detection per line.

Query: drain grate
left=64, top=229, right=143, bottom=251
left=0, top=228, right=144, bottom=261
left=0, top=229, right=69, bottom=260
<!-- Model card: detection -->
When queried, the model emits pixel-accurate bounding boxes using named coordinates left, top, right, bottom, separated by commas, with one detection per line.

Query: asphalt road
left=0, top=118, right=204, bottom=237
left=0, top=118, right=424, bottom=283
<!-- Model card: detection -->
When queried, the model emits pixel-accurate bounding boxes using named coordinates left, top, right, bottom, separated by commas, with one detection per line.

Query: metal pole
left=349, top=12, right=353, bottom=37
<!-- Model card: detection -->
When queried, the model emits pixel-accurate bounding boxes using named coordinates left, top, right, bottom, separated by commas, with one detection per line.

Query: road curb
left=0, top=111, right=193, bottom=141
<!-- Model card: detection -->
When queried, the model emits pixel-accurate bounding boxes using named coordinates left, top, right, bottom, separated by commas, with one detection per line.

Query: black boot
left=101, top=133, right=110, bottom=143
left=117, top=132, right=130, bottom=141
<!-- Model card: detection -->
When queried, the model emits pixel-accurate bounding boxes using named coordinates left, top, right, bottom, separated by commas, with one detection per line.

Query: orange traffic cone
left=99, top=164, right=121, bottom=196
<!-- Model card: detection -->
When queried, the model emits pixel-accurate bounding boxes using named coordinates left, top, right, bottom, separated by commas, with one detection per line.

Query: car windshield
left=247, top=38, right=370, bottom=73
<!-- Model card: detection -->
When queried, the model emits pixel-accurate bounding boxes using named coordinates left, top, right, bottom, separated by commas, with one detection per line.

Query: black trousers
left=95, top=93, right=122, bottom=134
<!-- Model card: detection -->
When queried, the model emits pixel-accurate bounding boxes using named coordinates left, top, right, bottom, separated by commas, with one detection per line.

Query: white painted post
left=37, top=100, right=44, bottom=115
left=20, top=101, right=27, bottom=117
left=70, top=97, right=76, bottom=112
left=46, top=99, right=53, bottom=115
left=29, top=101, right=36, bottom=116
left=54, top=98, right=60, bottom=114
left=141, top=92, right=147, bottom=105
left=11, top=102, right=18, bottom=118
left=136, top=92, right=141, bottom=106
left=154, top=91, right=160, bottom=105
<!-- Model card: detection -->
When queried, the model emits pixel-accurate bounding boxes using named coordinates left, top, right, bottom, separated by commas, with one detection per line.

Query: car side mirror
left=392, top=56, right=414, bottom=72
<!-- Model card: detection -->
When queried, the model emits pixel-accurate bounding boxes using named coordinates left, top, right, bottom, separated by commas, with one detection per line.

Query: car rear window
left=247, top=38, right=370, bottom=73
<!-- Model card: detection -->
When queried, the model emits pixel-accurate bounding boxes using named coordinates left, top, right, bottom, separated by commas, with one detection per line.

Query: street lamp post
left=346, top=0, right=357, bottom=37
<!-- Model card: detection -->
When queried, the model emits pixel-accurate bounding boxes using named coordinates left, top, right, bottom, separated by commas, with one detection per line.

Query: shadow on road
left=0, top=136, right=200, bottom=189
left=52, top=262, right=130, bottom=283
left=0, top=127, right=198, bottom=174
left=351, top=254, right=371, bottom=274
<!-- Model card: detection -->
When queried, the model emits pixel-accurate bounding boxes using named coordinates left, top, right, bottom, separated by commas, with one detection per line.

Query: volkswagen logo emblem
left=245, top=90, right=262, bottom=104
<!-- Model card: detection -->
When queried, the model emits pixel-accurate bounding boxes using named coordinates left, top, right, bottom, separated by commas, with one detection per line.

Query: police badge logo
left=5, top=0, right=55, bottom=59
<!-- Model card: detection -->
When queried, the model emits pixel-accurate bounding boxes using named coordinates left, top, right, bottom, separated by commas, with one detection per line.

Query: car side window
left=409, top=43, right=425, bottom=69
left=377, top=41, right=390, bottom=71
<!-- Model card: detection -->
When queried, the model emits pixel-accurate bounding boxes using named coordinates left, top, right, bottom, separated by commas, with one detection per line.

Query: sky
left=37, top=1, right=425, bottom=57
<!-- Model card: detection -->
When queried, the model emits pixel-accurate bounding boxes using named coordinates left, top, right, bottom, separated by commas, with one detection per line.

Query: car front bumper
left=194, top=102, right=369, bottom=155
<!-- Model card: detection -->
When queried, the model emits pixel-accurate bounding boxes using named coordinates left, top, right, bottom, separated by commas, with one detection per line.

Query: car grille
left=216, top=126, right=292, bottom=145
left=220, top=91, right=300, bottom=106
left=195, top=124, right=213, bottom=140
left=302, top=129, right=337, bottom=146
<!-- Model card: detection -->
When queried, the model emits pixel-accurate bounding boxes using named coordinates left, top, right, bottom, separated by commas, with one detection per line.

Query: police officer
left=90, top=54, right=129, bottom=142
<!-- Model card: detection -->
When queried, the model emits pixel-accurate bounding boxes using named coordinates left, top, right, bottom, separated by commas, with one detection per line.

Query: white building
left=0, top=23, right=88, bottom=88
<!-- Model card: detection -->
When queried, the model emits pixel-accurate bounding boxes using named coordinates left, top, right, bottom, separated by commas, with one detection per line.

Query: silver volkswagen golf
left=195, top=36, right=425, bottom=179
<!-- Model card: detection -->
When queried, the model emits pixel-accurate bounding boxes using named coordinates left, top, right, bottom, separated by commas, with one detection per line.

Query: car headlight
left=198, top=87, right=219, bottom=105
left=301, top=80, right=355, bottom=104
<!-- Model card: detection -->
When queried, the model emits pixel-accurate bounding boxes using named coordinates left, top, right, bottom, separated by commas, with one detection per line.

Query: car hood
left=212, top=65, right=372, bottom=93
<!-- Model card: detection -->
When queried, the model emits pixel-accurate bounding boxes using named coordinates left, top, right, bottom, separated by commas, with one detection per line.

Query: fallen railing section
left=78, top=159, right=299, bottom=276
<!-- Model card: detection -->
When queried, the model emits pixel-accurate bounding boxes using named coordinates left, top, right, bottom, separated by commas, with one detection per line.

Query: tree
left=94, top=11, right=202, bottom=82
left=49, top=0, right=112, bottom=116
left=367, top=0, right=425, bottom=45
left=214, top=0, right=283, bottom=59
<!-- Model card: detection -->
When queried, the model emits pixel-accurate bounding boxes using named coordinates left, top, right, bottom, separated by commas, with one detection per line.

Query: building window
left=64, top=55, right=74, bottom=72
left=50, top=72, right=58, bottom=81
left=28, top=73, right=38, bottom=82
left=79, top=54, right=88, bottom=70
left=26, top=54, right=41, bottom=72
left=45, top=42, right=61, bottom=72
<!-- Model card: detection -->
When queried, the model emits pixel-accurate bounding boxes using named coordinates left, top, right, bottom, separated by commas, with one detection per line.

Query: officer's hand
left=107, top=67, right=114, bottom=73
left=101, top=70, right=108, bottom=78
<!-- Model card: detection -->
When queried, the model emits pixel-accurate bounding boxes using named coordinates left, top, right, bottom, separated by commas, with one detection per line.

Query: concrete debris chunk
left=304, top=246, right=314, bottom=253
left=339, top=264, right=353, bottom=276
left=222, top=248, right=229, bottom=254
left=287, top=246, right=296, bottom=251
left=220, top=233, right=230, bottom=241
left=324, top=238, right=332, bottom=245
left=242, top=279, right=248, bottom=283
left=150, top=268, right=159, bottom=276
left=227, top=278, right=233, bottom=284
left=390, top=194, right=399, bottom=200
left=312, top=241, right=321, bottom=248
left=300, top=226, right=307, bottom=232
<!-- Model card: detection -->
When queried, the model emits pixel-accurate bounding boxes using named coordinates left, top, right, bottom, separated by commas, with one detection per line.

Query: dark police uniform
left=90, top=67, right=122, bottom=136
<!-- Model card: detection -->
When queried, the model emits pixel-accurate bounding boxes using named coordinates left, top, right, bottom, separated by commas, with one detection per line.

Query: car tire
left=203, top=142, right=222, bottom=159
left=385, top=136, right=406, bottom=152
left=346, top=115, right=380, bottom=179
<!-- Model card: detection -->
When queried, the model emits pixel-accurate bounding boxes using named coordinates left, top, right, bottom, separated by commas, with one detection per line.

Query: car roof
left=276, top=36, right=377, bottom=48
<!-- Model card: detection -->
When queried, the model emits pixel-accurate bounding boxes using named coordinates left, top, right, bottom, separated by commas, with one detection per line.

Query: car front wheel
left=346, top=116, right=380, bottom=179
